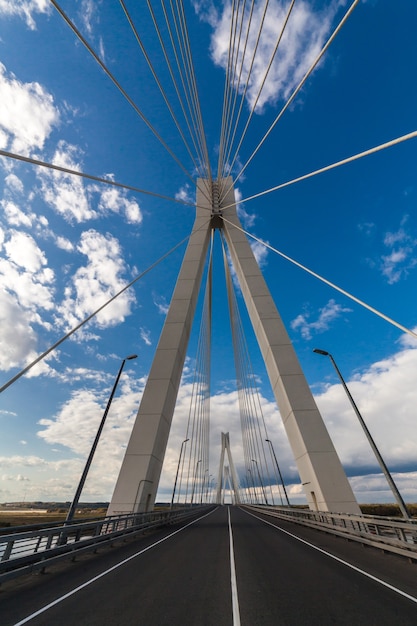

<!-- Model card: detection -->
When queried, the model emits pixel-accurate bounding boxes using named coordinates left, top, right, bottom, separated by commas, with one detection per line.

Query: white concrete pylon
left=107, top=180, right=212, bottom=515
left=220, top=178, right=360, bottom=514
left=215, top=432, right=241, bottom=505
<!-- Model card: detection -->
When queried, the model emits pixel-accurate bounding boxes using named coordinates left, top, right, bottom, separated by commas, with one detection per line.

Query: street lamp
left=252, top=459, right=268, bottom=505
left=313, top=348, right=411, bottom=520
left=190, top=459, right=202, bottom=505
left=247, top=468, right=257, bottom=504
left=66, top=354, right=138, bottom=522
left=170, top=438, right=189, bottom=509
left=265, top=439, right=290, bottom=507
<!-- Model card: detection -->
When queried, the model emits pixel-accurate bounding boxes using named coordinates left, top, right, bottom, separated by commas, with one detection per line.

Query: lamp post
left=66, top=354, right=138, bottom=522
left=252, top=459, right=268, bottom=505
left=313, top=348, right=411, bottom=520
left=170, top=438, right=189, bottom=509
left=265, top=439, right=290, bottom=507
left=247, top=468, right=257, bottom=504
left=190, top=459, right=201, bottom=505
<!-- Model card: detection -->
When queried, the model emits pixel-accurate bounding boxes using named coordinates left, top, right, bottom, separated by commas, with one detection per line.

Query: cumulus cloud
left=56, top=229, right=135, bottom=330
left=39, top=142, right=97, bottom=222
left=3, top=333, right=417, bottom=504
left=0, top=0, right=51, bottom=30
left=39, top=142, right=143, bottom=224
left=5, top=230, right=47, bottom=272
left=55, top=235, right=74, bottom=252
left=380, top=216, right=417, bottom=284
left=1, top=200, right=33, bottom=228
left=0, top=62, right=59, bottom=155
left=291, top=298, right=352, bottom=340
left=195, top=0, right=346, bottom=111
left=175, top=184, right=194, bottom=204
left=0, top=290, right=38, bottom=369
left=98, top=186, right=143, bottom=224
left=140, top=327, right=152, bottom=346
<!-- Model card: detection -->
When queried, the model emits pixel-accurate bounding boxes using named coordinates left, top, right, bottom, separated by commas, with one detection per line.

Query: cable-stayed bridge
left=1, top=1, right=417, bottom=623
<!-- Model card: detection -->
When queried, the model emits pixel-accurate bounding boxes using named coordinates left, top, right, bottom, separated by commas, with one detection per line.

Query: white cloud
left=39, top=142, right=96, bottom=222
left=380, top=217, right=417, bottom=284
left=175, top=184, right=194, bottom=204
left=291, top=298, right=352, bottom=340
left=153, top=294, right=169, bottom=315
left=314, top=342, right=417, bottom=478
left=3, top=334, right=417, bottom=504
left=55, top=235, right=74, bottom=252
left=250, top=239, right=268, bottom=268
left=0, top=62, right=59, bottom=155
left=39, top=142, right=144, bottom=225
left=140, top=327, right=152, bottom=346
left=4, top=230, right=47, bottom=272
left=0, top=220, right=56, bottom=369
left=0, top=0, right=51, bottom=30
left=1, top=200, right=33, bottom=227
left=5, top=173, right=24, bottom=194
left=98, top=186, right=143, bottom=224
left=56, top=229, right=135, bottom=330
left=197, top=0, right=346, bottom=111
left=0, top=290, right=38, bottom=369
left=235, top=187, right=256, bottom=229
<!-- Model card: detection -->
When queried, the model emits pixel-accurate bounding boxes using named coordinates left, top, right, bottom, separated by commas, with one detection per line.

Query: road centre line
left=228, top=507, right=241, bottom=626
left=243, top=508, right=417, bottom=605
left=13, top=507, right=218, bottom=626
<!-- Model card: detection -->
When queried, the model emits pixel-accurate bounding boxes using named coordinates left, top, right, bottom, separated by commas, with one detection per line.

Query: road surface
left=1, top=506, right=416, bottom=625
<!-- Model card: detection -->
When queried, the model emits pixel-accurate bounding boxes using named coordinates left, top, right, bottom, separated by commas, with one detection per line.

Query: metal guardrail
left=0, top=506, right=214, bottom=584
left=245, top=505, right=417, bottom=560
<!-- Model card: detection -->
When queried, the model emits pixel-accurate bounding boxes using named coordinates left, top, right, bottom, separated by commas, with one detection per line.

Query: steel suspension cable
left=225, top=130, right=417, bottom=208
left=146, top=0, right=210, bottom=182
left=219, top=0, right=269, bottom=187
left=219, top=0, right=270, bottom=184
left=227, top=0, right=360, bottom=195
left=49, top=0, right=196, bottom=186
left=221, top=236, right=273, bottom=504
left=217, top=0, right=240, bottom=180
left=0, top=149, right=194, bottom=208
left=180, top=234, right=213, bottom=504
left=220, top=0, right=249, bottom=184
left=175, top=0, right=212, bottom=181
left=119, top=0, right=205, bottom=179
left=222, top=217, right=417, bottom=341
left=163, top=0, right=210, bottom=181
left=222, top=0, right=296, bottom=188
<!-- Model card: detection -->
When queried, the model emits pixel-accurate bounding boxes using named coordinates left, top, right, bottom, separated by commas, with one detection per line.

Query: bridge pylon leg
left=220, top=179, right=360, bottom=514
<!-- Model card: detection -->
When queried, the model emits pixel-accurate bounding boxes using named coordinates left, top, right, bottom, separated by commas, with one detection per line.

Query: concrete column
left=107, top=181, right=212, bottom=514
left=220, top=178, right=360, bottom=514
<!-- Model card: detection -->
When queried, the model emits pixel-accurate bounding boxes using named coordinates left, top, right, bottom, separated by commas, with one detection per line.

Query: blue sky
left=0, top=0, right=416, bottom=506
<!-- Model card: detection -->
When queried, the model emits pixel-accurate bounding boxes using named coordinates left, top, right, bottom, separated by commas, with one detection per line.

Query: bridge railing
left=0, top=505, right=213, bottom=584
left=244, top=505, right=417, bottom=561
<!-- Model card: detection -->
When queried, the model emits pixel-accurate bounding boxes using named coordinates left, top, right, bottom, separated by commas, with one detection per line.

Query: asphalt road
left=1, top=506, right=417, bottom=625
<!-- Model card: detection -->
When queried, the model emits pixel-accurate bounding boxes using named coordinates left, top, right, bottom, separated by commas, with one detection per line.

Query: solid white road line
left=228, top=506, right=241, bottom=626
left=243, top=508, right=417, bottom=605
left=13, top=508, right=218, bottom=626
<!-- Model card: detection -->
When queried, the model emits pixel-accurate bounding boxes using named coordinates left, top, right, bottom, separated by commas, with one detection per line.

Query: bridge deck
left=2, top=506, right=416, bottom=625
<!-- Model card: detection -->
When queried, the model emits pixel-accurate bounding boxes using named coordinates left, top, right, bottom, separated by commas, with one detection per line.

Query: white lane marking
left=13, top=508, right=218, bottom=626
left=228, top=507, right=241, bottom=626
left=243, top=508, right=417, bottom=605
